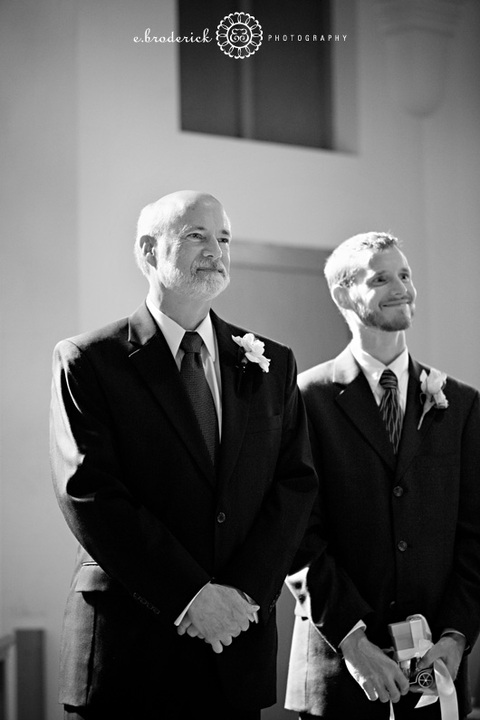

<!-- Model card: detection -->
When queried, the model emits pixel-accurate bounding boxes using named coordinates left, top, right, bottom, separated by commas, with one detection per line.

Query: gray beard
left=187, top=272, right=230, bottom=300
left=162, top=264, right=230, bottom=300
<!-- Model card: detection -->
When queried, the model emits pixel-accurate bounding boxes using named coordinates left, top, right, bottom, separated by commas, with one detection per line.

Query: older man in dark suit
left=50, top=190, right=317, bottom=719
left=285, top=232, right=480, bottom=719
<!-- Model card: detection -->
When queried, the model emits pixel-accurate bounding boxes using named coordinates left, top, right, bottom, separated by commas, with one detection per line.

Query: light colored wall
left=74, top=0, right=480, bottom=388
left=422, top=1, right=480, bottom=383
left=0, top=0, right=79, bottom=716
left=1, top=1, right=479, bottom=718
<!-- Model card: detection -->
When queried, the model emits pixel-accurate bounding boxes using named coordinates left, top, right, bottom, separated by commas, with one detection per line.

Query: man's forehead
left=166, top=197, right=229, bottom=227
left=364, top=247, right=410, bottom=271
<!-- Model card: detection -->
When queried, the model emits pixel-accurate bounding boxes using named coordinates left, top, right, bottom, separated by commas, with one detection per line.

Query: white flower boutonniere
left=232, top=333, right=271, bottom=373
left=417, top=368, right=449, bottom=429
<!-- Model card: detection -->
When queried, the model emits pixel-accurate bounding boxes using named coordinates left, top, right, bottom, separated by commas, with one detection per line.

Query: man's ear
left=139, top=235, right=157, bottom=268
left=332, top=284, right=352, bottom=311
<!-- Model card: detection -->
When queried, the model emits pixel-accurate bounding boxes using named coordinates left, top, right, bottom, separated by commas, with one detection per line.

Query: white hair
left=133, top=191, right=224, bottom=277
left=133, top=200, right=170, bottom=277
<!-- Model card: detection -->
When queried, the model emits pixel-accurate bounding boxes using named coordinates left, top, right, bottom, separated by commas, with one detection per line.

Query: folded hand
left=176, top=583, right=259, bottom=653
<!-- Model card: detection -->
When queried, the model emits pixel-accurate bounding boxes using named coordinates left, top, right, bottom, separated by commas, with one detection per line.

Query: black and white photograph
left=1, top=1, right=480, bottom=719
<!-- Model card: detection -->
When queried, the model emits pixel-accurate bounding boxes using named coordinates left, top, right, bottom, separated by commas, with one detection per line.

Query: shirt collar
left=146, top=295, right=216, bottom=361
left=350, top=342, right=409, bottom=389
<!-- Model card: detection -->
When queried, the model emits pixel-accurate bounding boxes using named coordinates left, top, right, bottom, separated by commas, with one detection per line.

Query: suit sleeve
left=434, top=389, right=480, bottom=648
left=216, top=347, right=318, bottom=622
left=50, top=339, right=211, bottom=620
left=286, top=409, right=374, bottom=650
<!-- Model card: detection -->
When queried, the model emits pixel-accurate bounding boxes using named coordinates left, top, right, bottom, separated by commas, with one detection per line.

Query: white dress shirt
left=349, top=342, right=409, bottom=413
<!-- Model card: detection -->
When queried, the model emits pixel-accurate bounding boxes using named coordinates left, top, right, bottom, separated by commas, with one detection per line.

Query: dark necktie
left=379, top=369, right=402, bottom=453
left=180, top=332, right=219, bottom=464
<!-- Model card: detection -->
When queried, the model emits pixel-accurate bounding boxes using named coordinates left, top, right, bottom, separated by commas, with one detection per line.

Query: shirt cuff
left=440, top=628, right=465, bottom=638
left=174, top=583, right=259, bottom=626
left=174, top=582, right=210, bottom=626
left=340, top=620, right=367, bottom=647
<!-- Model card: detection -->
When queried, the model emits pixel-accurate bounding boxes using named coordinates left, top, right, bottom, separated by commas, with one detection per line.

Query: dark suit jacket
left=286, top=346, right=480, bottom=718
left=50, top=303, right=317, bottom=712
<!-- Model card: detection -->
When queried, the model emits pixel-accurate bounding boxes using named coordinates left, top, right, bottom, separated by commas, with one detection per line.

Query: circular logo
left=216, top=12, right=263, bottom=59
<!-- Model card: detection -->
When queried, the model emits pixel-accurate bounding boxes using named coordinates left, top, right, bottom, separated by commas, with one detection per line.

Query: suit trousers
left=64, top=703, right=261, bottom=719
left=299, top=696, right=454, bottom=720
left=63, top=642, right=263, bottom=720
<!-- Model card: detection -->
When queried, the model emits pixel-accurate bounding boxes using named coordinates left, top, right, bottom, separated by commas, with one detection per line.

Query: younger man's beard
left=355, top=302, right=415, bottom=331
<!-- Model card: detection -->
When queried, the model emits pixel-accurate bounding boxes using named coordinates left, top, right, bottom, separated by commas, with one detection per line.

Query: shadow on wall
left=213, top=240, right=349, bottom=372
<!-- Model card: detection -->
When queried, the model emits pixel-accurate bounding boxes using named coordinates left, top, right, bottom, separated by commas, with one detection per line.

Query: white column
left=374, top=0, right=464, bottom=116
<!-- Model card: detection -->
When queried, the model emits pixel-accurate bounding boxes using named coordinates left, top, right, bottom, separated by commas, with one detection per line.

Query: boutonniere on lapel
left=417, top=368, right=449, bottom=429
left=232, top=333, right=271, bottom=373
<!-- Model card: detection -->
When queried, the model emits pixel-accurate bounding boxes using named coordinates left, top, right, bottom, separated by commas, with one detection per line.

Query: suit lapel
left=333, top=349, right=439, bottom=475
left=396, top=357, right=435, bottom=478
left=212, top=312, right=253, bottom=483
left=127, top=303, right=216, bottom=486
left=334, top=347, right=396, bottom=470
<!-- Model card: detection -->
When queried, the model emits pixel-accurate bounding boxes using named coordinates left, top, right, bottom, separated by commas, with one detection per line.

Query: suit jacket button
left=397, top=540, right=408, bottom=552
left=216, top=512, right=226, bottom=524
left=393, top=486, right=404, bottom=497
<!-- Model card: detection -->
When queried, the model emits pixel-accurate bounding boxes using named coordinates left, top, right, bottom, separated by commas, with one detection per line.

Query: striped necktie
left=180, top=332, right=219, bottom=464
left=379, top=369, right=402, bottom=453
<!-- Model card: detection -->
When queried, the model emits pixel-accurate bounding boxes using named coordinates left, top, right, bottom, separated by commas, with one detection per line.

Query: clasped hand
left=176, top=583, right=259, bottom=653
left=340, top=629, right=465, bottom=704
